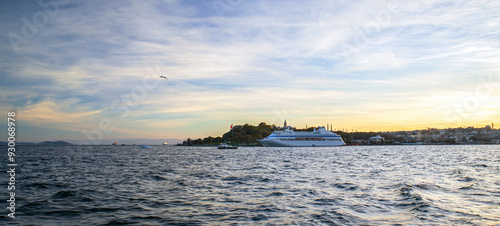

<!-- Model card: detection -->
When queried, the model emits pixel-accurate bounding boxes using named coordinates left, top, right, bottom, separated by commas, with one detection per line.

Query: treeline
left=335, top=131, right=419, bottom=144
left=179, top=122, right=392, bottom=146
left=179, top=123, right=500, bottom=146
left=179, top=122, right=274, bottom=146
left=335, top=131, right=384, bottom=143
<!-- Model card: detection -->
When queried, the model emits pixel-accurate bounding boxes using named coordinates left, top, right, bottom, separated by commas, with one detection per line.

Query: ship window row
left=270, top=135, right=341, bottom=138
left=274, top=137, right=342, bottom=141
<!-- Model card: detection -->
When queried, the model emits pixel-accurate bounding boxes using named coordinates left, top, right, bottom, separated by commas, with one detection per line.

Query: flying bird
left=160, top=76, right=168, bottom=79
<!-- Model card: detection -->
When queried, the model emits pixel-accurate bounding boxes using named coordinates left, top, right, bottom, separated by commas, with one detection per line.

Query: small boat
left=112, top=142, right=117, bottom=145
left=140, top=145, right=151, bottom=149
left=163, top=142, right=168, bottom=145
left=218, top=143, right=238, bottom=149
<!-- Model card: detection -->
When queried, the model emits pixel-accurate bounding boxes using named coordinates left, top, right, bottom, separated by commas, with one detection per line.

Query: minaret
left=284, top=120, right=287, bottom=128
left=493, top=122, right=494, bottom=129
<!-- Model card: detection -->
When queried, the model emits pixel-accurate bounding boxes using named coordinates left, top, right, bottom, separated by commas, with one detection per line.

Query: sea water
left=2, top=145, right=499, bottom=225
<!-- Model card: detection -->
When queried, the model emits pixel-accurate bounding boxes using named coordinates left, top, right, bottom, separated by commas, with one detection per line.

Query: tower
left=284, top=120, right=287, bottom=128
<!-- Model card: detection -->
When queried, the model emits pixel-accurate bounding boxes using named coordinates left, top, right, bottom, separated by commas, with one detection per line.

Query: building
left=370, top=135, right=385, bottom=144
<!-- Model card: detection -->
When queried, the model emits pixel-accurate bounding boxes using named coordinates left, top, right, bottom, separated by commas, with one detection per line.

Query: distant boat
left=112, top=142, right=117, bottom=145
left=140, top=145, right=151, bottom=149
left=163, top=142, right=168, bottom=145
left=121, top=144, right=126, bottom=146
left=218, top=143, right=238, bottom=149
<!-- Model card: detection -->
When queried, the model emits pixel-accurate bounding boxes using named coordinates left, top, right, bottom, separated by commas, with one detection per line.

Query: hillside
left=180, top=122, right=274, bottom=146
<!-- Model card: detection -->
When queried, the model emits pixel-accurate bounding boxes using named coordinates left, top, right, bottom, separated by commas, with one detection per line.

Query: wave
left=311, top=209, right=364, bottom=225
left=394, top=183, right=432, bottom=212
left=332, top=182, right=359, bottom=190
left=9, top=145, right=500, bottom=225
left=150, top=174, right=167, bottom=181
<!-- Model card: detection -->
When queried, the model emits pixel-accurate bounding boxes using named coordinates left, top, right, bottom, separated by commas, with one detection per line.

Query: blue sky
left=1, top=0, right=500, bottom=143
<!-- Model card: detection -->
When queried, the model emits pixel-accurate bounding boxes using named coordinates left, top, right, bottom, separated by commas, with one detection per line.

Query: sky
left=1, top=0, right=500, bottom=143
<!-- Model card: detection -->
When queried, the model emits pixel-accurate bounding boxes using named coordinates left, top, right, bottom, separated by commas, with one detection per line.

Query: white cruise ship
left=257, top=126, right=345, bottom=147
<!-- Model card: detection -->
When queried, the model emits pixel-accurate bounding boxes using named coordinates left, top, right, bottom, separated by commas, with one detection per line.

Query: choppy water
left=2, top=145, right=500, bottom=225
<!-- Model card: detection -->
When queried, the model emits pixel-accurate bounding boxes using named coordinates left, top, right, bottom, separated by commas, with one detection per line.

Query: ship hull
left=257, top=139, right=345, bottom=147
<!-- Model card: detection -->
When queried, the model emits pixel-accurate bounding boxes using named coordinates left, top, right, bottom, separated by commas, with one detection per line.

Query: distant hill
left=0, top=141, right=36, bottom=145
left=0, top=141, right=73, bottom=146
left=65, top=138, right=184, bottom=145
left=1, top=139, right=183, bottom=146
left=38, top=141, right=74, bottom=146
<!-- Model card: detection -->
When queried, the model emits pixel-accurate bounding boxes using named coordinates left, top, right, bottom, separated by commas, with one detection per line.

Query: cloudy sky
left=1, top=0, right=500, bottom=143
